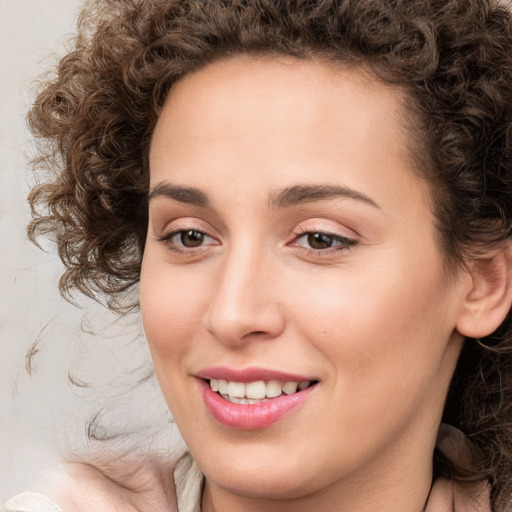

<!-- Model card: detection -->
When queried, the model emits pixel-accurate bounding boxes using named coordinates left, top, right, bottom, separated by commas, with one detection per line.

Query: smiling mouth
left=208, top=378, right=318, bottom=404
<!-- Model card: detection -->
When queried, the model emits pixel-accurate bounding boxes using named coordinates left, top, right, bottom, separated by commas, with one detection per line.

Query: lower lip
left=198, top=380, right=317, bottom=430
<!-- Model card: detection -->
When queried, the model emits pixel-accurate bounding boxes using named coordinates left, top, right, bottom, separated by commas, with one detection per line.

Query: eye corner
left=155, top=223, right=221, bottom=258
left=287, top=225, right=358, bottom=257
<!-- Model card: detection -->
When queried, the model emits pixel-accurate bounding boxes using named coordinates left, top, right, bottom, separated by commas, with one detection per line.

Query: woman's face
left=141, top=56, right=469, bottom=505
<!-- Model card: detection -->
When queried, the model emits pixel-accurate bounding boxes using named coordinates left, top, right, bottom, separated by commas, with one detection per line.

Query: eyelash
left=157, top=228, right=219, bottom=255
left=156, top=227, right=357, bottom=257
left=290, top=227, right=357, bottom=256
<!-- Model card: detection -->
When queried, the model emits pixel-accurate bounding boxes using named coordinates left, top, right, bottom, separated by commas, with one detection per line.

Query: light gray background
left=0, top=1, right=184, bottom=501
left=1, top=1, right=84, bottom=499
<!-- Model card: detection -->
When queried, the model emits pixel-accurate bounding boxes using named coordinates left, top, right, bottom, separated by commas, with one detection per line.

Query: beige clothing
left=0, top=494, right=62, bottom=512
left=1, top=453, right=203, bottom=512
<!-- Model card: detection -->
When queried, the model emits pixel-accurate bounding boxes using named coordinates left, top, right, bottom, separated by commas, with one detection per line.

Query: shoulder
left=2, top=455, right=185, bottom=512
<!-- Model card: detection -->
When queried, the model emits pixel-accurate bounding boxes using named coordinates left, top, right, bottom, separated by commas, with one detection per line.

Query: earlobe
left=456, top=241, right=512, bottom=339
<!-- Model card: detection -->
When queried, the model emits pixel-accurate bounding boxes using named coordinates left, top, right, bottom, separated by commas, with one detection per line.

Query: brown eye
left=158, top=227, right=218, bottom=254
left=293, top=230, right=357, bottom=254
left=180, top=230, right=205, bottom=247
left=307, top=232, right=334, bottom=249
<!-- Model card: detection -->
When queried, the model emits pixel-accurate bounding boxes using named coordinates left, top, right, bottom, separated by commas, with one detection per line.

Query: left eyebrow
left=147, top=183, right=211, bottom=207
left=267, top=184, right=381, bottom=210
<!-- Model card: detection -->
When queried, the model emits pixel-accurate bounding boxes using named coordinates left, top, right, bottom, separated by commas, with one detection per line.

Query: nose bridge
left=204, top=237, right=283, bottom=345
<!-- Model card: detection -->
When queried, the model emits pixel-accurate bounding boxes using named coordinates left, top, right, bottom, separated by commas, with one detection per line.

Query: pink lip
left=196, top=366, right=314, bottom=383
left=195, top=367, right=318, bottom=430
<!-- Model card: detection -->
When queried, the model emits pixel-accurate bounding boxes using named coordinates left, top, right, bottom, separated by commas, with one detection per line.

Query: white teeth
left=246, top=380, right=266, bottom=399
left=208, top=378, right=313, bottom=402
left=227, top=381, right=245, bottom=398
left=282, top=381, right=298, bottom=395
left=266, top=380, right=283, bottom=398
left=218, top=379, right=229, bottom=394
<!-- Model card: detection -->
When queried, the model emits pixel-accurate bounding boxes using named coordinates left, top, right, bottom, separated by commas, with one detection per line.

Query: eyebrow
left=268, top=184, right=380, bottom=210
left=148, top=183, right=211, bottom=207
left=148, top=182, right=380, bottom=210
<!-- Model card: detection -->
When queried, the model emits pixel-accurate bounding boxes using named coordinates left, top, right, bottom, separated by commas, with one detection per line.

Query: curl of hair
left=27, top=0, right=512, bottom=507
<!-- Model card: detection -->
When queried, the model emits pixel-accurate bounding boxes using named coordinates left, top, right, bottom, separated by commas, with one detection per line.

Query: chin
left=190, top=438, right=339, bottom=500
left=205, top=465, right=320, bottom=500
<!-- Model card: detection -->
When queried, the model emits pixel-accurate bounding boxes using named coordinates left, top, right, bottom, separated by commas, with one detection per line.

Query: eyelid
left=157, top=228, right=217, bottom=244
left=287, top=222, right=358, bottom=255
left=292, top=219, right=358, bottom=241
left=291, top=230, right=356, bottom=248
left=156, top=217, right=217, bottom=239
left=155, top=217, right=221, bottom=254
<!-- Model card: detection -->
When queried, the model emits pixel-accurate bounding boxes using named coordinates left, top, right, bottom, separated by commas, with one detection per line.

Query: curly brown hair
left=27, top=0, right=512, bottom=508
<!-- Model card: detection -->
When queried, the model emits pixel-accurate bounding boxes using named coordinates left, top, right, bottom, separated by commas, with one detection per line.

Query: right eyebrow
left=147, top=183, right=211, bottom=208
left=268, top=184, right=380, bottom=210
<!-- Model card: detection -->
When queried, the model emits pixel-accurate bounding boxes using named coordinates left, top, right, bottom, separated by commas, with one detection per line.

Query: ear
left=456, top=241, right=512, bottom=339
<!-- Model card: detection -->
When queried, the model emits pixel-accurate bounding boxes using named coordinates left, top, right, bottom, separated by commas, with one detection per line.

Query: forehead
left=149, top=55, right=425, bottom=210
left=153, top=56, right=408, bottom=151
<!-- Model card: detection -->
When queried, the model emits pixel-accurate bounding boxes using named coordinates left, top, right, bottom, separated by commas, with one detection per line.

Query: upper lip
left=195, top=366, right=317, bottom=383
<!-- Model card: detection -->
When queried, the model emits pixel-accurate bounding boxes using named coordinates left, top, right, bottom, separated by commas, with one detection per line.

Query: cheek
left=290, top=251, right=458, bottom=389
left=139, top=262, right=209, bottom=377
left=139, top=267, right=212, bottom=429
left=287, top=263, right=460, bottom=460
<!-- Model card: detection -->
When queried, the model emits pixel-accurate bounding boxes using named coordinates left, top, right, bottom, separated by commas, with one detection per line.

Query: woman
left=3, top=0, right=512, bottom=511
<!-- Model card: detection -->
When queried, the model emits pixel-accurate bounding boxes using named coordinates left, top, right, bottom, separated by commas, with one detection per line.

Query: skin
left=140, top=55, right=475, bottom=512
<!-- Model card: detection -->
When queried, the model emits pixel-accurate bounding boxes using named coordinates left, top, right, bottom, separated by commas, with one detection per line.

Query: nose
left=203, top=246, right=286, bottom=346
